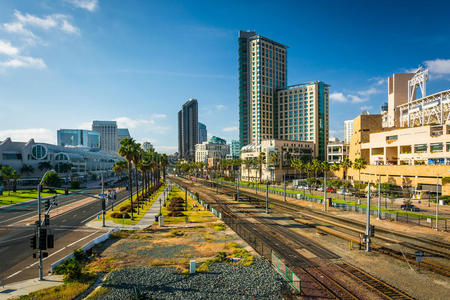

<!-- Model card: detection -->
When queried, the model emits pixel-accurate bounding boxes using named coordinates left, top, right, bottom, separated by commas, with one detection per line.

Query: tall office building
left=92, top=121, right=118, bottom=154
left=344, top=120, right=353, bottom=144
left=276, top=81, right=329, bottom=160
left=238, top=30, right=329, bottom=160
left=117, top=128, right=131, bottom=144
left=178, top=98, right=198, bottom=161
left=230, top=140, right=240, bottom=158
left=239, top=30, right=287, bottom=147
left=57, top=129, right=100, bottom=149
left=198, top=122, right=207, bottom=143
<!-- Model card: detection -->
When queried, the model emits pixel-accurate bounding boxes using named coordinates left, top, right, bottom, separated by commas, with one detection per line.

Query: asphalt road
left=0, top=187, right=137, bottom=284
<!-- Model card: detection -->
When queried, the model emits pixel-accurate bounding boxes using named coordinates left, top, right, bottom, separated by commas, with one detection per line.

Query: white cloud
left=152, top=113, right=167, bottom=119
left=114, top=117, right=154, bottom=129
left=360, top=105, right=373, bottom=111
left=424, top=58, right=450, bottom=75
left=0, top=128, right=55, bottom=144
left=3, top=10, right=80, bottom=40
left=66, top=0, right=99, bottom=12
left=348, top=95, right=366, bottom=103
left=223, top=126, right=238, bottom=132
left=0, top=39, right=19, bottom=55
left=60, top=18, right=80, bottom=34
left=216, top=104, right=226, bottom=110
left=154, top=145, right=177, bottom=154
left=358, top=87, right=379, bottom=96
left=0, top=56, right=46, bottom=69
left=330, top=92, right=347, bottom=103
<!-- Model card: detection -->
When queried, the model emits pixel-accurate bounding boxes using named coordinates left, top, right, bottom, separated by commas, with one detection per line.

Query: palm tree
left=119, top=137, right=137, bottom=220
left=11, top=170, right=20, bottom=193
left=243, top=158, right=253, bottom=181
left=330, top=162, right=341, bottom=177
left=38, top=161, right=52, bottom=172
left=340, top=158, right=353, bottom=180
left=258, top=152, right=266, bottom=183
left=312, top=158, right=321, bottom=179
left=131, top=144, right=142, bottom=213
left=161, top=154, right=168, bottom=181
left=113, top=160, right=127, bottom=180
left=353, top=158, right=368, bottom=182
left=269, top=152, right=278, bottom=181
left=20, top=164, right=34, bottom=176
left=320, top=161, right=331, bottom=211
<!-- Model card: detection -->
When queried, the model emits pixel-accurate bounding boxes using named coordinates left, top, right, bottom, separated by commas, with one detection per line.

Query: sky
left=0, top=0, right=449, bottom=153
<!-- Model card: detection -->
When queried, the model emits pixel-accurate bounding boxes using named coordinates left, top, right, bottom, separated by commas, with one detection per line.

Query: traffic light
left=39, top=228, right=47, bottom=250
left=65, top=188, right=69, bottom=195
left=102, top=198, right=106, bottom=211
left=369, top=225, right=375, bottom=237
left=47, top=234, right=54, bottom=249
left=44, top=199, right=50, bottom=211
left=30, top=235, right=37, bottom=249
left=44, top=214, right=50, bottom=226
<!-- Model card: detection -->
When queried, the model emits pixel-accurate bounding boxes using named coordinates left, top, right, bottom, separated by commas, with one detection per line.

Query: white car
left=317, top=187, right=324, bottom=192
left=337, top=189, right=345, bottom=195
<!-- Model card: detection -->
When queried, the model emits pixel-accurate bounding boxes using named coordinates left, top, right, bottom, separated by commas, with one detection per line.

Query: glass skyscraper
left=178, top=98, right=198, bottom=161
left=198, top=122, right=207, bottom=143
left=57, top=129, right=100, bottom=149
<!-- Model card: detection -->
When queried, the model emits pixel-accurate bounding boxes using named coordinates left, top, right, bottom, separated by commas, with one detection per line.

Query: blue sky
left=0, top=0, right=449, bottom=153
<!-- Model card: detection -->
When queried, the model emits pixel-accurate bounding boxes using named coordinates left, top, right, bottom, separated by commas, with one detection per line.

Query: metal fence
left=220, top=180, right=448, bottom=231
left=168, top=179, right=300, bottom=295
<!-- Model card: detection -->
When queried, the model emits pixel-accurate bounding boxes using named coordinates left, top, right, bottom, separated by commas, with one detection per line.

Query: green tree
left=119, top=137, right=137, bottom=220
left=353, top=157, right=368, bottom=182
left=38, top=161, right=52, bottom=172
left=258, top=152, right=266, bottom=183
left=20, top=164, right=34, bottom=176
left=340, top=158, right=353, bottom=180
left=42, top=171, right=62, bottom=188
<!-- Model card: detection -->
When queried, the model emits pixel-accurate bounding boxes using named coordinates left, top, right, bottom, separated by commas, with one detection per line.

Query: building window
left=31, top=145, right=48, bottom=160
left=414, top=144, right=427, bottom=153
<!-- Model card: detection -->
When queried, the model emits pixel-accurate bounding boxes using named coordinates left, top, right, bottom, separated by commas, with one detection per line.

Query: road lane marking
left=5, top=230, right=100, bottom=279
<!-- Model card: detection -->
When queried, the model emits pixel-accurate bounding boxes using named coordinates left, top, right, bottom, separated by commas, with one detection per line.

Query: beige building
left=382, top=73, right=416, bottom=128
left=361, top=124, right=450, bottom=166
left=195, top=141, right=229, bottom=164
left=327, top=141, right=349, bottom=163
left=349, top=114, right=383, bottom=161
left=240, top=139, right=314, bottom=182
left=276, top=81, right=329, bottom=160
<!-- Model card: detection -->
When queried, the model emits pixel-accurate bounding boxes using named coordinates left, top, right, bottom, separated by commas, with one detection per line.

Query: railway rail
left=171, top=176, right=415, bottom=299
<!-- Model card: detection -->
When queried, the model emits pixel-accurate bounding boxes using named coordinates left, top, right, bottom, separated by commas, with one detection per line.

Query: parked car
left=401, top=204, right=420, bottom=212
left=326, top=187, right=336, bottom=193
left=317, top=187, right=324, bottom=192
left=337, top=189, right=345, bottom=195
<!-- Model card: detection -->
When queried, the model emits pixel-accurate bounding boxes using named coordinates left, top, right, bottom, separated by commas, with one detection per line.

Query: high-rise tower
left=92, top=121, right=118, bottom=153
left=238, top=30, right=287, bottom=147
left=178, top=98, right=198, bottom=161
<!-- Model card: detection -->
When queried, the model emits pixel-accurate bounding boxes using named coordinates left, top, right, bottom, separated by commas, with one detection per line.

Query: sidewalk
left=86, top=184, right=171, bottom=230
left=0, top=275, right=64, bottom=300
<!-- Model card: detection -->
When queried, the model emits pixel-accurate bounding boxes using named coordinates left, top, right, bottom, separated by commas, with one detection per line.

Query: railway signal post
left=365, top=183, right=371, bottom=252
left=266, top=181, right=269, bottom=214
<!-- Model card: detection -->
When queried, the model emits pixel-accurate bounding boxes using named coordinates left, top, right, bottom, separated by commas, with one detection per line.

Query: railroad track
left=333, top=260, right=414, bottom=300
left=214, top=180, right=450, bottom=257
left=172, top=177, right=417, bottom=299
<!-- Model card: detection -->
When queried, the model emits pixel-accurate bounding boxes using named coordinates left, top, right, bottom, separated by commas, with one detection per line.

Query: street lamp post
left=37, top=169, right=55, bottom=281
left=377, top=174, right=381, bottom=219
left=323, top=172, right=327, bottom=212
left=365, top=183, right=371, bottom=252
left=265, top=180, right=269, bottom=214
left=284, top=173, right=287, bottom=202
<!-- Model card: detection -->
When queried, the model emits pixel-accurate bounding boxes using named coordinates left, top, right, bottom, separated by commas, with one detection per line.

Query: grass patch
left=213, top=224, right=226, bottom=231
left=0, top=189, right=65, bottom=206
left=102, top=182, right=166, bottom=225
left=17, top=279, right=95, bottom=300
left=85, top=286, right=109, bottom=300
left=219, top=179, right=448, bottom=221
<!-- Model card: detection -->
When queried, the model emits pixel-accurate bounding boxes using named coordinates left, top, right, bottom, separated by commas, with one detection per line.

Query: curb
left=50, top=227, right=120, bottom=272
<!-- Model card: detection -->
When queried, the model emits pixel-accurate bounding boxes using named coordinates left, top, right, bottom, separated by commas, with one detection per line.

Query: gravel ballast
left=98, top=258, right=292, bottom=299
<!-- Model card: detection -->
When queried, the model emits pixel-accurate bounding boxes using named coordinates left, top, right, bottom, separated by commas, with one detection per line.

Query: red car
left=326, top=187, right=336, bottom=193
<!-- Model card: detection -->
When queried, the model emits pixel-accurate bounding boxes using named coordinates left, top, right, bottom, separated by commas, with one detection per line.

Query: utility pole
left=377, top=174, right=381, bottom=219
left=365, top=183, right=371, bottom=252
left=323, top=172, right=327, bottom=212
left=237, top=171, right=240, bottom=202
left=37, top=183, right=43, bottom=280
left=436, top=175, right=439, bottom=231
left=266, top=181, right=269, bottom=214
left=283, top=173, right=286, bottom=202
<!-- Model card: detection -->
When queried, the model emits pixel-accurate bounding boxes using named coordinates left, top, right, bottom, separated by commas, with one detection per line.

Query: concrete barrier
left=50, top=227, right=120, bottom=272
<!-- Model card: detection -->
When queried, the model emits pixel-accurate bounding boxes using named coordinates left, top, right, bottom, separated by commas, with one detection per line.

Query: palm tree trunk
left=128, top=162, right=134, bottom=220
left=135, top=168, right=139, bottom=215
